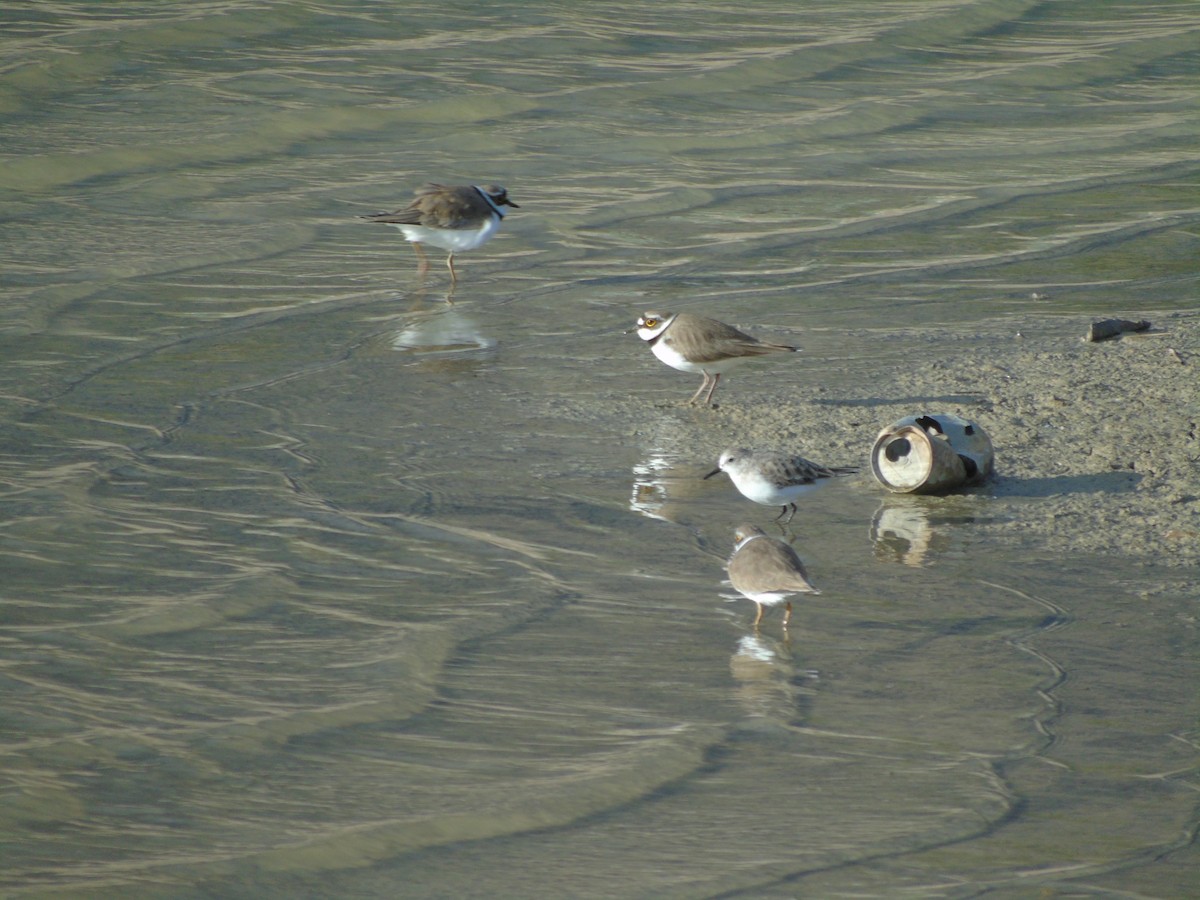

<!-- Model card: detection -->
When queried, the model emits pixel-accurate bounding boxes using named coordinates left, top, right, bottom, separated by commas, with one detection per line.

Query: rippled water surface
left=2, top=1, right=1198, bottom=896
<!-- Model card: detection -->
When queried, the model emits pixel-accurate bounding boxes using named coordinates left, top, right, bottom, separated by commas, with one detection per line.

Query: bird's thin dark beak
left=503, top=199, right=520, bottom=208
left=702, top=467, right=722, bottom=480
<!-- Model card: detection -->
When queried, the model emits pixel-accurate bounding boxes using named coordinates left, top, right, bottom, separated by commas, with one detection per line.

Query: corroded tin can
left=870, top=414, right=994, bottom=494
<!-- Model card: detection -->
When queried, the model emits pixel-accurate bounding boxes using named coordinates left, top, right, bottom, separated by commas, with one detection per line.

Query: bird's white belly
left=733, top=473, right=817, bottom=506
left=651, top=340, right=745, bottom=375
left=737, top=588, right=793, bottom=606
left=393, top=216, right=499, bottom=252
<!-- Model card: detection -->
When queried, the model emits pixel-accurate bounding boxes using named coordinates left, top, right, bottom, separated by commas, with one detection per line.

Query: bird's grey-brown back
left=660, top=312, right=797, bottom=364
left=728, top=524, right=820, bottom=595
left=725, top=449, right=858, bottom=489
left=362, top=183, right=516, bottom=229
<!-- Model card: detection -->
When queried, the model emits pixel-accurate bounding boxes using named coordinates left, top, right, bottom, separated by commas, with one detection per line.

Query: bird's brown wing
left=361, top=184, right=479, bottom=228
left=708, top=319, right=795, bottom=360
left=730, top=538, right=818, bottom=594
left=669, top=316, right=797, bottom=364
left=410, top=184, right=480, bottom=228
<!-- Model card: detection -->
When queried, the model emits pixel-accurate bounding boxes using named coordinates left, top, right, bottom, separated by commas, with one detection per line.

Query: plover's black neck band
left=473, top=185, right=507, bottom=218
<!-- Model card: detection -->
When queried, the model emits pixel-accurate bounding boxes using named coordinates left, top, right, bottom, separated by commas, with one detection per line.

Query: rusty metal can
left=870, top=414, right=994, bottom=494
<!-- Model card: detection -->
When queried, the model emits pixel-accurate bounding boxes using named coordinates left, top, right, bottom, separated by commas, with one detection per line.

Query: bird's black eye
left=644, top=318, right=657, bottom=328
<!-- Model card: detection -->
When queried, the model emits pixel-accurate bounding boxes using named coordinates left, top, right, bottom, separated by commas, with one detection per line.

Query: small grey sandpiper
left=704, top=447, right=859, bottom=523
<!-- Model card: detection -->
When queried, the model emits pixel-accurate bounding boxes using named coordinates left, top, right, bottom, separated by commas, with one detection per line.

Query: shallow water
left=2, top=1, right=1198, bottom=896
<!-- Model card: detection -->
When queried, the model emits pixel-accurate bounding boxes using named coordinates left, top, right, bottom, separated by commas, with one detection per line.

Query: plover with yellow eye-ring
left=630, top=311, right=798, bottom=406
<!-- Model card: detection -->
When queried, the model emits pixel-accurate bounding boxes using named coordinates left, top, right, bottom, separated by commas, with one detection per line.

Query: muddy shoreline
left=607, top=311, right=1199, bottom=570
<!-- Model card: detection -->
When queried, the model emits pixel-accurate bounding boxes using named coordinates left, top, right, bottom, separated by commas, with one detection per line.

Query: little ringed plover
left=632, top=311, right=798, bottom=406
left=726, top=523, right=820, bottom=628
left=361, top=183, right=518, bottom=284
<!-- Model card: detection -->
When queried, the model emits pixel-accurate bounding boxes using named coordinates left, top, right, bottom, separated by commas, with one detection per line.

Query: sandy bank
left=612, top=311, right=1200, bottom=569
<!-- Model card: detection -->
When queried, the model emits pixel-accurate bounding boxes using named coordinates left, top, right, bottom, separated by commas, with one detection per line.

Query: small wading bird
left=705, top=448, right=859, bottom=524
left=725, top=523, right=820, bottom=628
left=360, top=183, right=518, bottom=284
left=631, top=311, right=798, bottom=406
